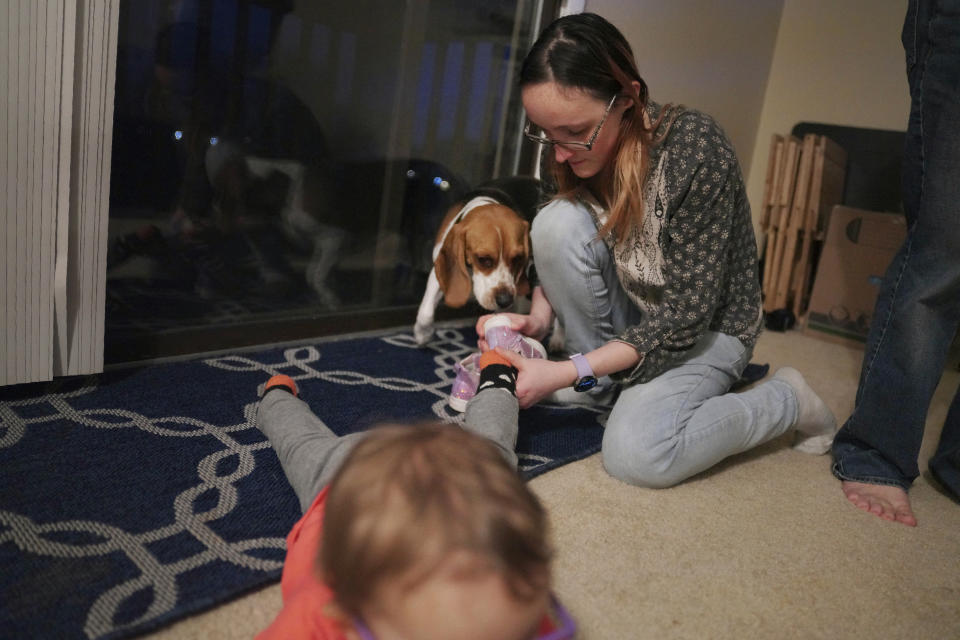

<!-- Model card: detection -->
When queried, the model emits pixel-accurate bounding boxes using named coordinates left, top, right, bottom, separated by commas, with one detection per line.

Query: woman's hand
left=494, top=348, right=575, bottom=409
left=475, top=313, right=550, bottom=352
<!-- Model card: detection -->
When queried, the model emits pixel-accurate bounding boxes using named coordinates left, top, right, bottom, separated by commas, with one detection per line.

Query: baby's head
left=321, top=423, right=555, bottom=640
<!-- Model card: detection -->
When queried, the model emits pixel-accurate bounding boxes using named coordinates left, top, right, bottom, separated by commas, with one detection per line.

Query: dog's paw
left=413, top=321, right=434, bottom=346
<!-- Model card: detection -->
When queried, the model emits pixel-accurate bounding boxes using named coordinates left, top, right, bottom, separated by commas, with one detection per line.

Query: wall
left=583, top=0, right=910, bottom=237
left=582, top=0, right=784, bottom=179
left=744, top=0, right=910, bottom=233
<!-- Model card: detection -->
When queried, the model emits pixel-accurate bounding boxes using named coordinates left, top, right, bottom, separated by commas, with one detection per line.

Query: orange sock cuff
left=478, top=350, right=513, bottom=370
left=265, top=374, right=299, bottom=397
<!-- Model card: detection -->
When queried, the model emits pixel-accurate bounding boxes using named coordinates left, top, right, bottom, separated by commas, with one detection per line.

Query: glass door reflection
left=106, top=0, right=546, bottom=362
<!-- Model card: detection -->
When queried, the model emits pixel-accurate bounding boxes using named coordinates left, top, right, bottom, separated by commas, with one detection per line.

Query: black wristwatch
left=570, top=353, right=598, bottom=392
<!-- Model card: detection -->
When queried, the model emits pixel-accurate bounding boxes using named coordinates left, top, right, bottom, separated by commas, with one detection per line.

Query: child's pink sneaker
left=448, top=352, right=481, bottom=412
left=483, top=315, right=547, bottom=359
left=448, top=317, right=547, bottom=412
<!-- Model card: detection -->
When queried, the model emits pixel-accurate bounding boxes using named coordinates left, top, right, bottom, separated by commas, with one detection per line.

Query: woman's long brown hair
left=520, top=13, right=676, bottom=243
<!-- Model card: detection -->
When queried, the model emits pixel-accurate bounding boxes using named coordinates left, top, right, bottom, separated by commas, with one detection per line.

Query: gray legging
left=256, top=387, right=520, bottom=513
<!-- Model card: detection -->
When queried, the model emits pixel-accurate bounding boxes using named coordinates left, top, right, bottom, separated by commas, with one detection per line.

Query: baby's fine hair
left=319, top=422, right=552, bottom=617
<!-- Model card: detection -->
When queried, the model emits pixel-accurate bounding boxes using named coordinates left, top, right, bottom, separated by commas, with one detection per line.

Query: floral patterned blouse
left=583, top=101, right=763, bottom=384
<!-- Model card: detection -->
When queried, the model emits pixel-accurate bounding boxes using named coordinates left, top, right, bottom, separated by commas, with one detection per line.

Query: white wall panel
left=0, top=0, right=119, bottom=386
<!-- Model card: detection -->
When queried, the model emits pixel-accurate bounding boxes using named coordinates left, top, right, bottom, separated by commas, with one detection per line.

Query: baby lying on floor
left=254, top=352, right=575, bottom=639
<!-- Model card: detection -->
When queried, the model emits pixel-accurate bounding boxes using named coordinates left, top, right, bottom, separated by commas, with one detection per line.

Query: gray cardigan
left=583, top=101, right=763, bottom=384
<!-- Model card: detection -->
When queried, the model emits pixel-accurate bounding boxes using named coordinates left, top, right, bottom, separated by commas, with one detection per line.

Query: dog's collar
left=432, top=196, right=500, bottom=261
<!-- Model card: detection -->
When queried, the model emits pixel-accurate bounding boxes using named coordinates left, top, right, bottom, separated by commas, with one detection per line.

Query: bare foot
left=841, top=481, right=917, bottom=527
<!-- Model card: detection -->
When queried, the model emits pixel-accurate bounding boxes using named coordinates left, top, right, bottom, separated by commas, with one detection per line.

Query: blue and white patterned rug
left=0, top=325, right=609, bottom=639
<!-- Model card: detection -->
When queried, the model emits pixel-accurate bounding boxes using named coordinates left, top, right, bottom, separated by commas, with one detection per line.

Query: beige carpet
left=145, top=329, right=960, bottom=639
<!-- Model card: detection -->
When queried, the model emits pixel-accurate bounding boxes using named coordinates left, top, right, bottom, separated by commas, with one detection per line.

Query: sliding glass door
left=105, top=0, right=550, bottom=362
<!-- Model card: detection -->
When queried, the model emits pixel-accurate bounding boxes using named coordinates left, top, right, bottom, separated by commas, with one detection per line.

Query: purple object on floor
left=448, top=352, right=481, bottom=412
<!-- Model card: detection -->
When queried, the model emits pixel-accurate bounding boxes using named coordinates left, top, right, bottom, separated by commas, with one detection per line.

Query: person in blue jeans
left=831, top=0, right=960, bottom=527
left=477, top=13, right=837, bottom=489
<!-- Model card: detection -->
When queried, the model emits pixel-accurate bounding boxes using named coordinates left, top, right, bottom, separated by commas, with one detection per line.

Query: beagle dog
left=414, top=176, right=543, bottom=346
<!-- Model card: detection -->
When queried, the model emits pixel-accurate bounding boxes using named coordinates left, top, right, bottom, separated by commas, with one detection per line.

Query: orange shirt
left=256, top=487, right=348, bottom=640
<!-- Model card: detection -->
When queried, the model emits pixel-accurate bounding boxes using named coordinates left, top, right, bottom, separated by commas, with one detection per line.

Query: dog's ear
left=435, top=225, right=472, bottom=308
left=516, top=271, right=531, bottom=298
left=516, top=220, right=531, bottom=298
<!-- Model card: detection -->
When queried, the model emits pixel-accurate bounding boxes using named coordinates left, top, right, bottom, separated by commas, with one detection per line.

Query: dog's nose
left=495, top=291, right=514, bottom=309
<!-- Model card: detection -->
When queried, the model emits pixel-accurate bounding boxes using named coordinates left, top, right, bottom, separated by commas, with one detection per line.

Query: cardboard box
left=803, top=205, right=907, bottom=348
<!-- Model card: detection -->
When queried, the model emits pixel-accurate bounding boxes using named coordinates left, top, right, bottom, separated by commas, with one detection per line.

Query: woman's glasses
left=523, top=94, right=618, bottom=151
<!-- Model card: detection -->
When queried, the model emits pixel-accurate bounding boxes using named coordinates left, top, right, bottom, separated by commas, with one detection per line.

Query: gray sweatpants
left=256, top=387, right=519, bottom=513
